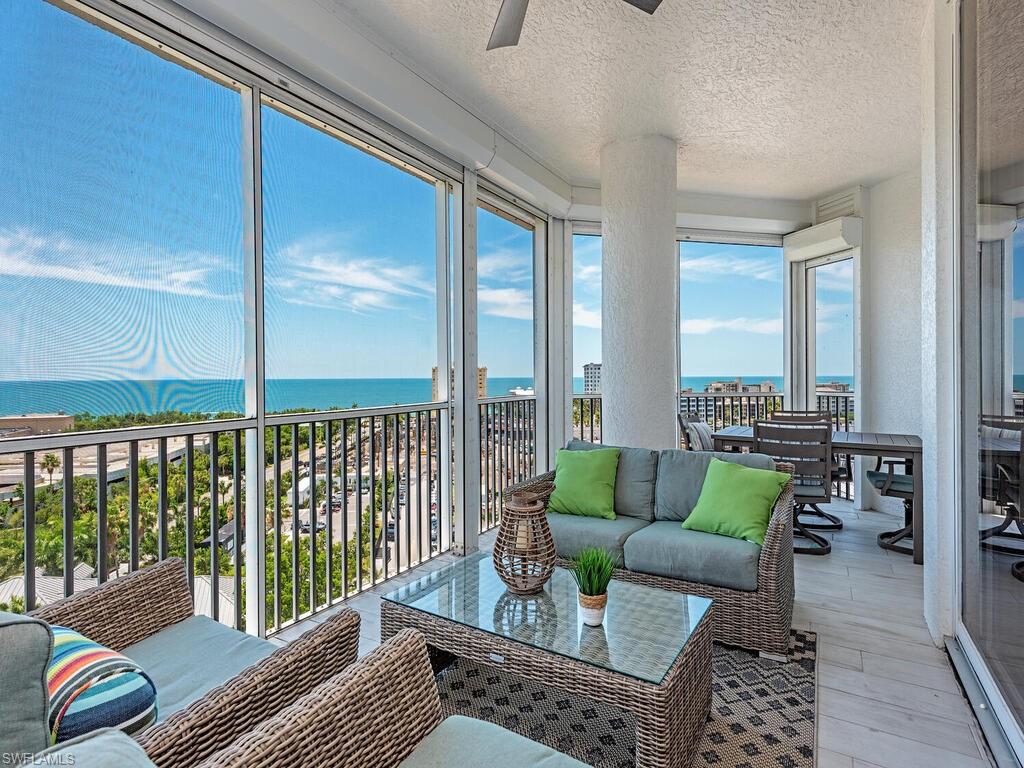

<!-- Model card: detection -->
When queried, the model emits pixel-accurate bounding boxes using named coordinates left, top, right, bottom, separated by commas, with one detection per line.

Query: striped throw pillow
left=47, top=626, right=158, bottom=743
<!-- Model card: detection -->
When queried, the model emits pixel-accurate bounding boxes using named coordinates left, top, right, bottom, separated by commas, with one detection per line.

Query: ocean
left=0, top=375, right=855, bottom=417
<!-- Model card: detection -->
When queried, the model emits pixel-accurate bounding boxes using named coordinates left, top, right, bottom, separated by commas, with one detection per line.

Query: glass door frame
left=954, top=0, right=1024, bottom=760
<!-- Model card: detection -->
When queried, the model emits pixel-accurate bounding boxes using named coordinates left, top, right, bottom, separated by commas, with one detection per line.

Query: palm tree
left=40, top=453, right=60, bottom=486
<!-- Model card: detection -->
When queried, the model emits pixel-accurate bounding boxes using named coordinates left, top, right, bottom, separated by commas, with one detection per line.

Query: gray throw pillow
left=0, top=611, right=53, bottom=755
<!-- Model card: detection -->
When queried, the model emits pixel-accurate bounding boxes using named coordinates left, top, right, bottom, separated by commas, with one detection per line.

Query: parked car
left=299, top=520, right=327, bottom=535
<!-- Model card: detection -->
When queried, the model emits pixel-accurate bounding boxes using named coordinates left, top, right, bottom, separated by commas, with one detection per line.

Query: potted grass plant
left=568, top=547, right=615, bottom=626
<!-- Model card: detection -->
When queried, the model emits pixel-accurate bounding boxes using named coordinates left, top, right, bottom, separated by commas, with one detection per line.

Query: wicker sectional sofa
left=508, top=440, right=795, bottom=655
left=24, top=557, right=360, bottom=766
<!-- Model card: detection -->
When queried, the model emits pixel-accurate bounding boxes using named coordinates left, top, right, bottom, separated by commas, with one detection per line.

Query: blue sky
left=572, top=237, right=855, bottom=380
left=0, top=1, right=537, bottom=388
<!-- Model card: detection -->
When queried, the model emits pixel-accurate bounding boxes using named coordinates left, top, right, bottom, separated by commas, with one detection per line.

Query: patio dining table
left=712, top=425, right=924, bottom=564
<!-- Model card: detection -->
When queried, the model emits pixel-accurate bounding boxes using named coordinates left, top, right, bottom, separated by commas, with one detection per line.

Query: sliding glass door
left=959, top=0, right=1024, bottom=758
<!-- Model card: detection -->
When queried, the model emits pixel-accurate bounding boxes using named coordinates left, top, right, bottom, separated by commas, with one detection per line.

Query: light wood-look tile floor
left=275, top=501, right=994, bottom=768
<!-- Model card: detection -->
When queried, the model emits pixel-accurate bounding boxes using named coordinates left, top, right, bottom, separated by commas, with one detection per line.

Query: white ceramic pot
left=578, top=591, right=608, bottom=626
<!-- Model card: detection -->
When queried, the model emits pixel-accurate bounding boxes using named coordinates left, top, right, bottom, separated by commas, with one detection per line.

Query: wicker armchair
left=196, top=629, right=442, bottom=767
left=32, top=558, right=361, bottom=767
left=507, top=466, right=795, bottom=656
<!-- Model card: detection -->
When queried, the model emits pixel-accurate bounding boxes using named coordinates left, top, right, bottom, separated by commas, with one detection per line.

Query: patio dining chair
left=770, top=411, right=848, bottom=536
left=980, top=416, right=1024, bottom=582
left=678, top=411, right=714, bottom=451
left=866, top=456, right=916, bottom=555
left=754, top=416, right=834, bottom=556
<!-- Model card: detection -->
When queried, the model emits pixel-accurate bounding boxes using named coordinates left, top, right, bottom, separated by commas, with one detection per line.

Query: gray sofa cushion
left=0, top=610, right=52, bottom=755
left=654, top=449, right=776, bottom=522
left=400, top=715, right=588, bottom=768
left=546, top=513, right=650, bottom=566
left=35, top=728, right=156, bottom=767
left=122, top=615, right=275, bottom=720
left=566, top=439, right=657, bottom=521
left=623, top=522, right=762, bottom=591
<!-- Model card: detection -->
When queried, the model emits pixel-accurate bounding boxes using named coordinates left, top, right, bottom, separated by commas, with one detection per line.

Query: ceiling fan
left=487, top=0, right=664, bottom=50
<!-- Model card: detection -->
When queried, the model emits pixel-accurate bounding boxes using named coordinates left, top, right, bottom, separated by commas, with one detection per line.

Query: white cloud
left=478, top=287, right=533, bottom=320
left=573, top=302, right=601, bottom=329
left=271, top=235, right=432, bottom=313
left=680, top=249, right=781, bottom=283
left=813, top=260, right=854, bottom=292
left=574, top=263, right=602, bottom=288
left=477, top=247, right=532, bottom=283
left=680, top=316, right=783, bottom=335
left=0, top=228, right=230, bottom=299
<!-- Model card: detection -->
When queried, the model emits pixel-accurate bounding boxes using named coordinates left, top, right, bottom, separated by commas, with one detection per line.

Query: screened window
left=678, top=241, right=785, bottom=394
left=0, top=1, right=245, bottom=423
left=261, top=103, right=441, bottom=411
left=476, top=203, right=535, bottom=397
left=572, top=234, right=602, bottom=394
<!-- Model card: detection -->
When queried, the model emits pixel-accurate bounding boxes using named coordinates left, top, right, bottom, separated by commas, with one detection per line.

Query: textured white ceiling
left=323, top=0, right=927, bottom=200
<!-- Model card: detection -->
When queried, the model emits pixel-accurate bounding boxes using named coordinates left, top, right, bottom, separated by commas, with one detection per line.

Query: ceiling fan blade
left=487, top=0, right=530, bottom=50
left=621, top=0, right=663, bottom=13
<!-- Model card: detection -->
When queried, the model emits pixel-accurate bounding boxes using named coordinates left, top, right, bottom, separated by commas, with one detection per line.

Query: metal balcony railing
left=479, top=396, right=537, bottom=533
left=0, top=403, right=452, bottom=636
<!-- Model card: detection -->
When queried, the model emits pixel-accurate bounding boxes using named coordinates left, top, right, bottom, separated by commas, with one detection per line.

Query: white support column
left=242, top=85, right=266, bottom=637
left=600, top=135, right=678, bottom=449
left=453, top=170, right=480, bottom=555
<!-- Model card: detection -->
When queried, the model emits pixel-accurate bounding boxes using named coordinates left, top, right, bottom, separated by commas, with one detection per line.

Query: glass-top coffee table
left=382, top=552, right=714, bottom=768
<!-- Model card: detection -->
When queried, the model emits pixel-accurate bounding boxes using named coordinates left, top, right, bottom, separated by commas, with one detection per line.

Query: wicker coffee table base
left=381, top=601, right=713, bottom=768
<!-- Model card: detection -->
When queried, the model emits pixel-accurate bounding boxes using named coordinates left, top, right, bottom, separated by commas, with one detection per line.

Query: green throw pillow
left=548, top=447, right=620, bottom=520
left=682, top=458, right=790, bottom=545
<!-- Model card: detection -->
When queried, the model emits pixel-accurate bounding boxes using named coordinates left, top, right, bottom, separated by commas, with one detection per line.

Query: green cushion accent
left=400, top=715, right=588, bottom=768
left=548, top=447, right=620, bottom=520
left=0, top=611, right=52, bottom=755
left=567, top=440, right=657, bottom=521
left=546, top=513, right=650, bottom=567
left=122, top=615, right=275, bottom=720
left=654, top=449, right=776, bottom=522
left=866, top=470, right=915, bottom=494
left=35, top=727, right=156, bottom=767
left=682, top=458, right=789, bottom=545
left=623, top=522, right=762, bottom=591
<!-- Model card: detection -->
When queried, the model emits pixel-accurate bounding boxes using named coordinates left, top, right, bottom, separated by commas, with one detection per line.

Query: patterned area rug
left=436, top=630, right=817, bottom=768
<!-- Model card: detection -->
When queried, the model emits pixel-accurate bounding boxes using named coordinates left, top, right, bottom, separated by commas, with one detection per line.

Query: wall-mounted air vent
left=814, top=187, right=865, bottom=224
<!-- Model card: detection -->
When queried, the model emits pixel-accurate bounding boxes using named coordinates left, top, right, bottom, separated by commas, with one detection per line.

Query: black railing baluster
left=129, top=441, right=139, bottom=572
left=185, top=435, right=194, bottom=596
left=23, top=452, right=35, bottom=611
left=308, top=421, right=317, bottom=615
left=404, top=414, right=412, bottom=571
left=381, top=415, right=389, bottom=579
left=416, top=411, right=423, bottom=564
left=62, top=447, right=74, bottom=597
left=325, top=420, right=334, bottom=606
left=356, top=417, right=364, bottom=591
left=273, top=426, right=281, bottom=630
left=341, top=419, right=350, bottom=599
left=96, top=445, right=107, bottom=585
left=158, top=437, right=168, bottom=561
left=233, top=429, right=243, bottom=631
left=210, top=432, right=220, bottom=622
left=290, top=424, right=299, bottom=622
left=369, top=416, right=378, bottom=586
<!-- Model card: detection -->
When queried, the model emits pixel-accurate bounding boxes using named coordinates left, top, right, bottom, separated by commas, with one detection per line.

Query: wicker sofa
left=25, top=557, right=360, bottom=767
left=509, top=440, right=795, bottom=655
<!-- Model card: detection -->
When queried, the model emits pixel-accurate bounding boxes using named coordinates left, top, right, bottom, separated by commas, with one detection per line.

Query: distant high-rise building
left=583, top=363, right=602, bottom=394
left=704, top=378, right=776, bottom=394
left=432, top=366, right=488, bottom=400
left=817, top=381, right=851, bottom=393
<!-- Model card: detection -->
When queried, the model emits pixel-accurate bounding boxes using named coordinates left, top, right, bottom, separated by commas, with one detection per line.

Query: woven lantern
left=493, top=489, right=556, bottom=595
